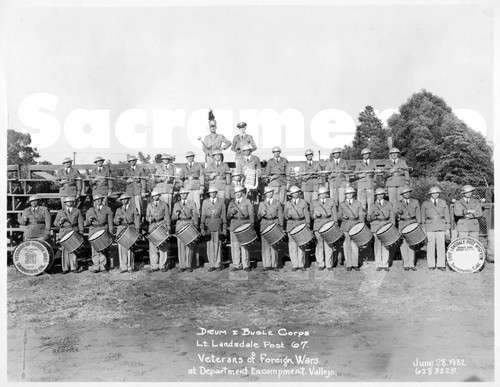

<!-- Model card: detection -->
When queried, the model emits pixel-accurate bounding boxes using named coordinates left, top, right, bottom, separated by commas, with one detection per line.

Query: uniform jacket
left=421, top=198, right=450, bottom=232
left=122, top=164, right=147, bottom=196
left=354, top=160, right=375, bottom=190
left=154, top=163, right=176, bottom=194
left=367, top=200, right=395, bottom=232
left=85, top=204, right=113, bottom=234
left=205, top=160, right=231, bottom=190
left=202, top=133, right=231, bottom=156
left=299, top=161, right=320, bottom=192
left=231, top=134, right=257, bottom=157
left=395, top=198, right=421, bottom=231
left=146, top=199, right=171, bottom=232
left=228, top=182, right=244, bottom=200
left=54, top=207, right=84, bottom=233
left=19, top=205, right=52, bottom=239
left=257, top=198, right=284, bottom=232
left=180, top=162, right=205, bottom=190
left=284, top=198, right=310, bottom=232
left=172, top=199, right=199, bottom=232
left=338, top=199, right=364, bottom=232
left=454, top=197, right=483, bottom=233
left=265, top=157, right=288, bottom=187
left=311, top=198, right=337, bottom=231
left=236, top=155, right=261, bottom=175
left=326, top=158, right=348, bottom=188
left=89, top=165, right=113, bottom=196
left=56, top=167, right=82, bottom=197
left=113, top=204, right=140, bottom=229
left=385, top=158, right=410, bottom=187
left=201, top=197, right=227, bottom=233
left=227, top=197, right=255, bottom=232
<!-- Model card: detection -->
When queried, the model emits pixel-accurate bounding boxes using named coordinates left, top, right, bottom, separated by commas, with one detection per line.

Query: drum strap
left=374, top=203, right=390, bottom=219
left=317, top=202, right=329, bottom=217
left=340, top=202, right=356, bottom=219
left=289, top=201, right=302, bottom=219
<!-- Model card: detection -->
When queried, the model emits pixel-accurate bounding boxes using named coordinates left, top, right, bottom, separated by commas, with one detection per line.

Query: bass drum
left=376, top=223, right=402, bottom=248
left=13, top=240, right=54, bottom=276
left=401, top=222, right=427, bottom=248
left=234, top=223, right=257, bottom=246
left=348, top=222, right=373, bottom=247
left=88, top=229, right=113, bottom=252
left=59, top=230, right=84, bottom=253
left=318, top=221, right=344, bottom=245
left=177, top=223, right=201, bottom=246
left=289, top=224, right=314, bottom=247
left=261, top=223, right=285, bottom=246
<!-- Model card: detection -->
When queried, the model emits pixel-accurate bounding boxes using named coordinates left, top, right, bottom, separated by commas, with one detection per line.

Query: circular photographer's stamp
left=446, top=237, right=486, bottom=273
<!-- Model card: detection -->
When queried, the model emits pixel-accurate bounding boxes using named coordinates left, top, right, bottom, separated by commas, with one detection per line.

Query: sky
left=4, top=0, right=494, bottom=164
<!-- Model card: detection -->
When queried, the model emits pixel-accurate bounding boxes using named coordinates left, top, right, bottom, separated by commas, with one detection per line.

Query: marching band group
left=18, top=116, right=484, bottom=275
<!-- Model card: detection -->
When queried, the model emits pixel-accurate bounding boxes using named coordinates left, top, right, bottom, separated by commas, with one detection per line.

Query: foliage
left=7, top=129, right=40, bottom=165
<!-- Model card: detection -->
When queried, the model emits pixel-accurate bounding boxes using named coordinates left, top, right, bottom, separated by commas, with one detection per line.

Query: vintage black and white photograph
left=2, top=0, right=496, bottom=384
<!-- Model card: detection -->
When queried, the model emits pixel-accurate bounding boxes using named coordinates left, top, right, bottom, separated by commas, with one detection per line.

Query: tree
left=387, top=89, right=493, bottom=186
left=7, top=129, right=40, bottom=165
left=154, top=153, right=162, bottom=164
left=137, top=151, right=151, bottom=164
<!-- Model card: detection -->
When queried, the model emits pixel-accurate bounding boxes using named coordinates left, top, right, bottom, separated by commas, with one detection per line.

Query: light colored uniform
left=122, top=165, right=147, bottom=217
left=113, top=204, right=141, bottom=271
left=395, top=198, right=421, bottom=268
left=454, top=197, right=482, bottom=238
left=368, top=200, right=396, bottom=268
left=354, top=160, right=375, bottom=213
left=385, top=158, right=410, bottom=204
left=202, top=133, right=231, bottom=163
left=205, top=160, right=231, bottom=201
left=299, top=161, right=320, bottom=204
left=18, top=206, right=52, bottom=241
left=56, top=167, right=82, bottom=207
left=421, top=198, right=450, bottom=268
left=338, top=199, right=364, bottom=268
left=89, top=165, right=113, bottom=206
left=265, top=157, right=288, bottom=204
left=236, top=155, right=261, bottom=186
left=153, top=163, right=176, bottom=209
left=311, top=198, right=337, bottom=269
left=54, top=207, right=84, bottom=272
left=85, top=205, right=113, bottom=272
left=200, top=197, right=227, bottom=268
left=326, top=158, right=348, bottom=206
left=284, top=198, right=310, bottom=269
left=172, top=199, right=199, bottom=269
left=231, top=134, right=257, bottom=162
left=227, top=197, right=254, bottom=269
left=146, top=200, right=171, bottom=270
left=257, top=198, right=284, bottom=268
left=179, top=162, right=205, bottom=211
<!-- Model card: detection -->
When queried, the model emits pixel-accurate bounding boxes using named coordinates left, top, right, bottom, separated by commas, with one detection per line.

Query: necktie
left=466, top=198, right=469, bottom=204
left=99, top=205, right=102, bottom=211
left=276, top=158, right=279, bottom=162
left=183, top=201, right=186, bottom=206
left=322, top=199, right=325, bottom=205
left=406, top=200, right=409, bottom=205
left=132, top=167, right=135, bottom=172
left=190, top=163, right=192, bottom=168
left=217, top=162, right=219, bottom=167
left=379, top=201, right=383, bottom=206
left=433, top=199, right=437, bottom=206
left=295, top=199, right=298, bottom=205
left=67, top=208, right=72, bottom=213
left=349, top=200, right=352, bottom=205
left=365, top=160, right=368, bottom=166
left=98, top=167, right=102, bottom=173
left=335, top=160, right=338, bottom=166
left=247, top=157, right=250, bottom=162
left=66, top=168, right=70, bottom=174
left=212, top=199, right=215, bottom=205
left=309, top=162, right=312, bottom=167
left=125, top=205, right=128, bottom=211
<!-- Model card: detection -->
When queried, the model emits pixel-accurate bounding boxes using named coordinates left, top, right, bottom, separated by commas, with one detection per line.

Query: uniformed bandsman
left=153, top=153, right=176, bottom=209
left=454, top=185, right=483, bottom=239
left=299, top=149, right=320, bottom=204
left=385, top=147, right=410, bottom=204
left=146, top=189, right=171, bottom=272
left=395, top=185, right=421, bottom=271
left=54, top=197, right=84, bottom=274
left=202, top=111, right=231, bottom=163
left=18, top=195, right=52, bottom=241
left=311, top=186, right=337, bottom=271
left=326, top=148, right=348, bottom=207
left=85, top=194, right=113, bottom=273
left=172, top=189, right=199, bottom=272
left=201, top=186, right=227, bottom=272
left=421, top=187, right=450, bottom=271
left=368, top=188, right=396, bottom=272
left=179, top=151, right=205, bottom=211
left=338, top=187, right=364, bottom=271
left=257, top=186, right=284, bottom=271
left=236, top=144, right=261, bottom=189
left=227, top=185, right=254, bottom=271
left=56, top=157, right=82, bottom=208
left=122, top=155, right=147, bottom=218
left=354, top=148, right=375, bottom=213
left=205, top=149, right=231, bottom=201
left=284, top=186, right=310, bottom=272
left=89, top=156, right=113, bottom=206
left=264, top=146, right=289, bottom=205
left=231, top=122, right=257, bottom=162
left=113, top=193, right=141, bottom=273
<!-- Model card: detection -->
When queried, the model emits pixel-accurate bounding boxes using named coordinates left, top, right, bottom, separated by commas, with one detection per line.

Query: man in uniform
left=264, top=146, right=288, bottom=205
left=146, top=189, right=171, bottom=272
left=202, top=112, right=231, bottom=163
left=89, top=156, right=113, bottom=206
left=85, top=194, right=113, bottom=273
left=311, top=186, right=337, bottom=271
left=395, top=185, right=421, bottom=271
left=122, top=155, right=147, bottom=218
left=326, top=148, right=348, bottom=207
left=338, top=187, right=364, bottom=271
left=113, top=193, right=141, bottom=273
left=284, top=186, right=310, bottom=271
left=201, top=185, right=227, bottom=272
left=236, top=144, right=261, bottom=190
left=368, top=188, right=396, bottom=272
left=257, top=186, right=284, bottom=271
left=421, top=187, right=450, bottom=271
left=228, top=173, right=245, bottom=201
left=18, top=195, right=52, bottom=241
left=299, top=149, right=320, bottom=204
left=56, top=157, right=82, bottom=208
left=172, top=189, right=199, bottom=272
left=205, top=149, right=231, bottom=201
left=231, top=122, right=257, bottom=162
left=354, top=148, right=375, bottom=213
left=227, top=185, right=254, bottom=271
left=454, top=185, right=482, bottom=238
left=153, top=153, right=176, bottom=209
left=385, top=147, right=410, bottom=204
left=54, top=197, right=84, bottom=274
left=179, top=151, right=205, bottom=211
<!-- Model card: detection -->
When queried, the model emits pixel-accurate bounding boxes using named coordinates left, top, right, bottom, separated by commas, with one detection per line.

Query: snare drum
left=13, top=240, right=54, bottom=276
left=289, top=224, right=314, bottom=247
left=88, top=229, right=113, bottom=252
left=401, top=222, right=427, bottom=248
left=348, top=223, right=373, bottom=247
left=234, top=223, right=257, bottom=246
left=116, top=226, right=141, bottom=250
left=147, top=223, right=170, bottom=247
left=318, top=221, right=344, bottom=245
left=261, top=223, right=285, bottom=246
left=376, top=223, right=402, bottom=248
left=59, top=230, right=84, bottom=253
left=177, top=223, right=200, bottom=246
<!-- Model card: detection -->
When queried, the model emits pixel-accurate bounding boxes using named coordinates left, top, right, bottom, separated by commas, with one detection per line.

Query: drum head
left=60, top=230, right=75, bottom=242
left=349, top=222, right=365, bottom=236
left=235, top=223, right=252, bottom=233
left=291, top=223, right=306, bottom=235
left=262, top=223, right=276, bottom=235
left=178, top=224, right=190, bottom=234
left=89, top=229, right=106, bottom=241
left=13, top=240, right=54, bottom=276
left=377, top=223, right=393, bottom=235
left=402, top=222, right=420, bottom=234
left=319, top=221, right=335, bottom=233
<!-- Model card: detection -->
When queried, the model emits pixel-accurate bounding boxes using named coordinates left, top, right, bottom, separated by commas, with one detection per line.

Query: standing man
left=180, top=151, right=205, bottom=211
left=89, top=156, right=113, bottom=206
left=264, top=146, right=289, bottom=205
left=257, top=186, right=284, bottom=271
left=202, top=110, right=231, bottom=163
left=385, top=147, right=410, bottom=205
left=228, top=173, right=245, bottom=201
left=231, top=122, right=257, bottom=162
left=395, top=185, right=421, bottom=271
left=421, top=187, right=450, bottom=271
left=153, top=153, right=176, bottom=209
left=236, top=144, right=261, bottom=188
left=146, top=189, right=171, bottom=272
left=54, top=197, right=84, bottom=274
left=122, top=155, right=147, bottom=218
left=454, top=185, right=482, bottom=238
left=201, top=185, right=227, bottom=272
left=326, top=148, right=348, bottom=207
left=311, top=186, right=337, bottom=271
left=227, top=185, right=254, bottom=272
left=85, top=194, right=113, bottom=273
left=56, top=157, right=82, bottom=208
left=299, top=149, right=320, bottom=204
left=114, top=194, right=141, bottom=273
left=205, top=149, right=231, bottom=201
left=354, top=148, right=375, bottom=213
left=18, top=195, right=52, bottom=241
left=367, top=188, right=396, bottom=272
left=284, top=186, right=310, bottom=272
left=172, top=189, right=199, bottom=272
left=338, top=187, right=364, bottom=272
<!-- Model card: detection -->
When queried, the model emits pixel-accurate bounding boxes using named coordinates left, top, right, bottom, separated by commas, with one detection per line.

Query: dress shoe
left=410, top=267, right=417, bottom=271
left=62, top=271, right=69, bottom=275
left=160, top=268, right=168, bottom=272
left=438, top=267, right=446, bottom=271
left=179, top=268, right=186, bottom=272
left=292, top=268, right=298, bottom=272
left=244, top=267, right=251, bottom=272
left=353, top=267, right=360, bottom=271
left=404, top=267, right=410, bottom=271
left=148, top=268, right=159, bottom=273
left=186, top=268, right=194, bottom=272
left=347, top=267, right=352, bottom=272
left=208, top=267, right=216, bottom=272
left=120, top=269, right=128, bottom=273
left=128, top=268, right=134, bottom=273
left=428, top=267, right=435, bottom=271
left=317, top=266, right=325, bottom=271
left=376, top=267, right=383, bottom=271
left=327, top=268, right=334, bottom=271
left=300, top=268, right=306, bottom=272
left=384, top=268, right=390, bottom=272
left=216, top=267, right=223, bottom=272
left=262, top=267, right=270, bottom=272
left=230, top=267, right=240, bottom=272
left=272, top=268, right=279, bottom=272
